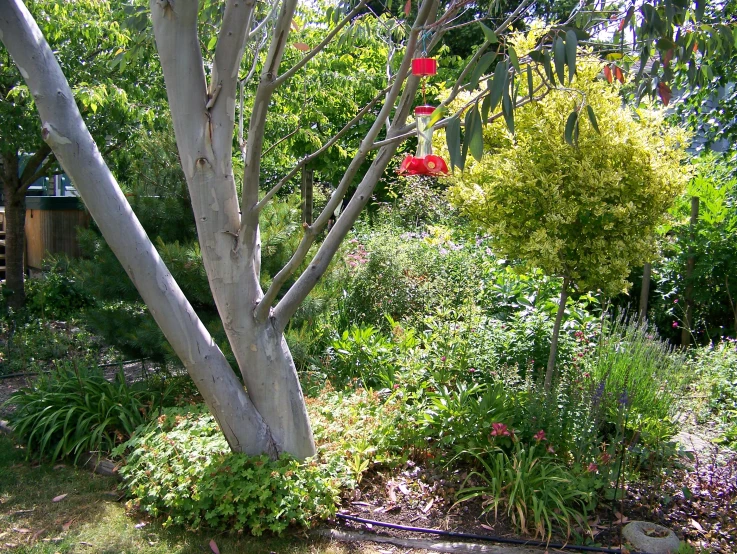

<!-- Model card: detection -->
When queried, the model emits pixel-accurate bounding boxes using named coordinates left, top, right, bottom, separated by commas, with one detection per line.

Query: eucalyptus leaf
left=479, top=22, right=498, bottom=44
left=428, top=106, right=446, bottom=128
left=482, top=93, right=492, bottom=123
left=469, top=52, right=497, bottom=90
left=446, top=116, right=462, bottom=171
left=502, top=86, right=514, bottom=135
left=468, top=105, right=484, bottom=162
left=565, top=30, right=577, bottom=83
left=554, top=36, right=566, bottom=85
left=489, top=60, right=507, bottom=112
left=507, top=46, right=520, bottom=73
left=564, top=111, right=578, bottom=145
left=586, top=105, right=600, bottom=134
left=542, top=50, right=555, bottom=85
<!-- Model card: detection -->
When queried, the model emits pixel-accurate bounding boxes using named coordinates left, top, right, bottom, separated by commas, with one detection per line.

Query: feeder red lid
left=414, top=105, right=436, bottom=116
left=412, top=57, right=437, bottom=76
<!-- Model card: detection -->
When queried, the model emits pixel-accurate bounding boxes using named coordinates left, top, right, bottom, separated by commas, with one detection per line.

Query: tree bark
left=0, top=0, right=278, bottom=457
left=544, top=277, right=569, bottom=392
left=681, top=197, right=699, bottom=346
left=639, top=262, right=651, bottom=322
left=301, top=166, right=313, bottom=226
left=2, top=166, right=26, bottom=311
left=149, top=0, right=315, bottom=459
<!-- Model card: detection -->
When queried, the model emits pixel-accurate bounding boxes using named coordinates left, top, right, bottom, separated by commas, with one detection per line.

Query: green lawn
left=0, top=436, right=359, bottom=554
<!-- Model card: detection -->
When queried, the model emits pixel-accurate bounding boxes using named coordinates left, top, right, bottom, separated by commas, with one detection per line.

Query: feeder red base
left=398, top=155, right=449, bottom=176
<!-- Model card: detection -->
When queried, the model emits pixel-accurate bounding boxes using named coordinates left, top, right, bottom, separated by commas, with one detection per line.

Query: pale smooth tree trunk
left=0, top=1, right=278, bottom=457
left=149, top=0, right=315, bottom=458
left=544, top=277, right=569, bottom=392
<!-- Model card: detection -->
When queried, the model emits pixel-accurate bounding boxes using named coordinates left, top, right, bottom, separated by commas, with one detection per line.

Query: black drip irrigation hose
left=336, top=513, right=643, bottom=554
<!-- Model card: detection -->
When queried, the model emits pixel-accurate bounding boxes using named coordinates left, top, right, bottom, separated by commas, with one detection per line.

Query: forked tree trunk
left=149, top=0, right=315, bottom=459
left=544, top=277, right=569, bottom=392
left=2, top=173, right=26, bottom=311
left=0, top=1, right=279, bottom=457
left=2, top=0, right=437, bottom=459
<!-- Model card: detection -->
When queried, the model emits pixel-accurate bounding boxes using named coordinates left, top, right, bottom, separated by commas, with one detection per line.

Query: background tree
left=650, top=156, right=737, bottom=342
left=0, top=0, right=158, bottom=310
left=446, top=50, right=690, bottom=390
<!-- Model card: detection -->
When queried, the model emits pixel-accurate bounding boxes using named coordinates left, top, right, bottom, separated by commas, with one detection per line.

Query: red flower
left=490, top=423, right=511, bottom=437
left=534, top=430, right=546, bottom=442
left=586, top=462, right=598, bottom=473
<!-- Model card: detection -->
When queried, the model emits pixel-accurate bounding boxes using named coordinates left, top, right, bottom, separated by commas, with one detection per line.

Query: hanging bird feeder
left=398, top=54, right=448, bottom=176
left=398, top=106, right=448, bottom=175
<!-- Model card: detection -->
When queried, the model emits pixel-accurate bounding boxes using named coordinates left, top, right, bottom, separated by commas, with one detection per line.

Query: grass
left=0, top=436, right=366, bottom=554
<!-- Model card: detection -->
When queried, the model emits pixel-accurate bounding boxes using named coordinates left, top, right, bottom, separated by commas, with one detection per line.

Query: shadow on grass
left=0, top=437, right=353, bottom=554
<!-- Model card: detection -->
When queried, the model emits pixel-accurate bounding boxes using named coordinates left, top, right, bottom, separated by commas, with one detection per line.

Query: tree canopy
left=446, top=47, right=690, bottom=296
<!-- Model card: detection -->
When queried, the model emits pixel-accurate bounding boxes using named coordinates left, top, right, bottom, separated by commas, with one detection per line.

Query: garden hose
left=336, top=513, right=645, bottom=554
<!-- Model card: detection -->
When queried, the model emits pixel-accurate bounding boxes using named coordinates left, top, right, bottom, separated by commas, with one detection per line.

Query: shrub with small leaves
left=115, top=406, right=340, bottom=535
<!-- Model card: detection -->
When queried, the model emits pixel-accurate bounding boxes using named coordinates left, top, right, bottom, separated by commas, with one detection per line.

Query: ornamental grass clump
left=590, top=317, right=689, bottom=445
left=456, top=443, right=591, bottom=540
left=7, top=363, right=164, bottom=463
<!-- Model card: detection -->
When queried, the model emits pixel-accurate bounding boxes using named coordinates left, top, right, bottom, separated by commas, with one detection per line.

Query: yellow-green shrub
left=443, top=47, right=689, bottom=296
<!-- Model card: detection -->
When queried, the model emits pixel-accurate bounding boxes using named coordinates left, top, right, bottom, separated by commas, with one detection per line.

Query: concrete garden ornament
left=622, top=521, right=681, bottom=554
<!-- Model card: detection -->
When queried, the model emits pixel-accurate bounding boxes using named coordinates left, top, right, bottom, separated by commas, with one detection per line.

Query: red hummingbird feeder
left=398, top=58, right=448, bottom=176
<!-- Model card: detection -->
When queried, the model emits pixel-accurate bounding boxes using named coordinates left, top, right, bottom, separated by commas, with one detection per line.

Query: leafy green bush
left=648, top=156, right=737, bottom=343
left=421, top=381, right=517, bottom=457
left=690, top=339, right=737, bottom=446
left=590, top=317, right=689, bottom=446
left=328, top=324, right=400, bottom=389
left=116, top=406, right=340, bottom=535
left=25, top=259, right=94, bottom=320
left=0, top=318, right=99, bottom=376
left=456, top=443, right=591, bottom=540
left=7, top=364, right=175, bottom=462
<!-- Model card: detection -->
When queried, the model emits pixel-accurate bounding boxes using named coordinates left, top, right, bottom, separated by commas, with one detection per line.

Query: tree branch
left=209, top=0, right=258, bottom=163
left=248, top=0, right=280, bottom=40
left=241, top=0, right=299, bottom=218
left=255, top=81, right=394, bottom=212
left=150, top=0, right=208, bottom=171
left=371, top=83, right=549, bottom=149
left=19, top=143, right=51, bottom=185
left=436, top=0, right=533, bottom=114
left=19, top=151, right=57, bottom=197
left=264, top=0, right=437, bottom=327
left=263, top=126, right=301, bottom=157
left=273, top=0, right=369, bottom=88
